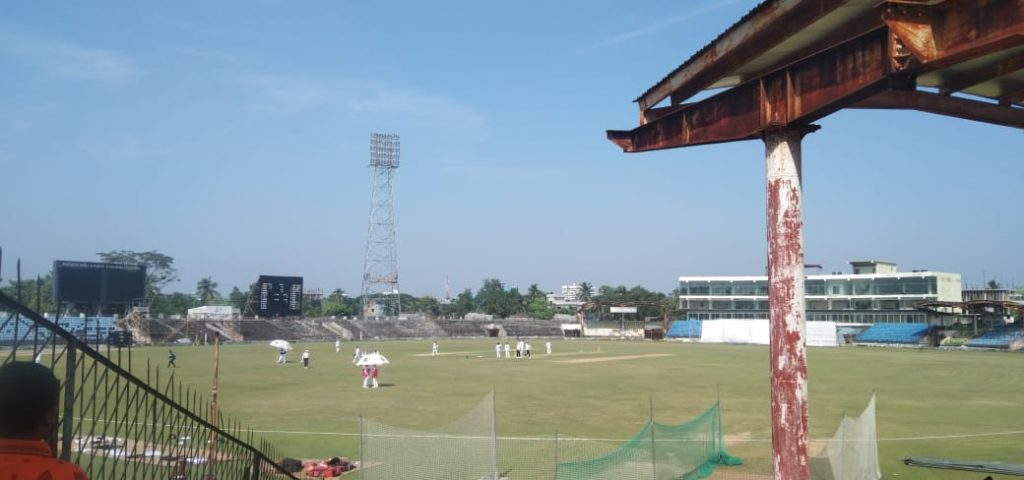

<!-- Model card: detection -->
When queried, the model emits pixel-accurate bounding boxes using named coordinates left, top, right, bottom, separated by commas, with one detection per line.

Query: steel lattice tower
left=361, top=133, right=401, bottom=319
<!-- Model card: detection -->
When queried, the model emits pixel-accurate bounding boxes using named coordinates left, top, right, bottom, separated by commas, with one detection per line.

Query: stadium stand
left=435, top=319, right=498, bottom=337
left=500, top=317, right=562, bottom=337
left=239, top=318, right=318, bottom=341
left=854, top=323, right=930, bottom=344
left=666, top=319, right=702, bottom=338
left=967, top=325, right=1024, bottom=349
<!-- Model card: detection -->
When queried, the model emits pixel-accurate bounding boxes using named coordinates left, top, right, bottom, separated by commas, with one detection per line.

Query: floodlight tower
left=361, top=133, right=401, bottom=320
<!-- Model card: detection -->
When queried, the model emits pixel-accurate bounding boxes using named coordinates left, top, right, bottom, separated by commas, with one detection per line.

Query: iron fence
left=0, top=290, right=298, bottom=480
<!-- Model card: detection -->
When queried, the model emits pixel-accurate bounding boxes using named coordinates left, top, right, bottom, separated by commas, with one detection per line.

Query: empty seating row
left=854, top=323, right=929, bottom=344
left=967, top=325, right=1024, bottom=348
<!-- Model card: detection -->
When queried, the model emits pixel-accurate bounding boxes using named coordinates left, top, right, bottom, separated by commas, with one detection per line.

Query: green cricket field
left=127, top=339, right=1024, bottom=479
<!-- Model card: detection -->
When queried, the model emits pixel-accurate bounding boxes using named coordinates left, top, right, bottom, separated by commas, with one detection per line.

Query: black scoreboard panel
left=53, top=261, right=146, bottom=304
left=256, top=275, right=303, bottom=316
left=108, top=331, right=133, bottom=347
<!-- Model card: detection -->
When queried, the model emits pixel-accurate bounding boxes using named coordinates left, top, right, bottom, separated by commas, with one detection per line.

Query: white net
left=812, top=395, right=881, bottom=480
left=360, top=391, right=497, bottom=479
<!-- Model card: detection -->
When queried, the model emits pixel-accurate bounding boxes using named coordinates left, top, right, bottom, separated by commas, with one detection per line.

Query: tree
left=97, top=250, right=178, bottom=300
left=303, top=292, right=323, bottom=317
left=416, top=295, right=442, bottom=318
left=449, top=289, right=475, bottom=319
left=195, top=277, right=221, bottom=305
left=987, top=280, right=1002, bottom=289
left=579, top=282, right=593, bottom=302
left=228, top=287, right=247, bottom=312
left=508, top=287, right=526, bottom=316
left=593, top=284, right=669, bottom=321
left=527, top=295, right=554, bottom=320
left=322, top=289, right=350, bottom=317
left=1, top=274, right=57, bottom=315
left=149, top=292, right=195, bottom=317
left=478, top=278, right=521, bottom=318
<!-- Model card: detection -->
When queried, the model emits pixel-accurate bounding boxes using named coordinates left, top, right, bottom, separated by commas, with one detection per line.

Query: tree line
left=1, top=250, right=680, bottom=320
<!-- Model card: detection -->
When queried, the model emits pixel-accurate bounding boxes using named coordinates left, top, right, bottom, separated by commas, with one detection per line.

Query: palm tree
left=195, top=277, right=220, bottom=305
left=579, top=282, right=593, bottom=302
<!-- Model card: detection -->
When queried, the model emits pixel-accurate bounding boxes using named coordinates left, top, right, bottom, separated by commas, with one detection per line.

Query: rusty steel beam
left=666, top=4, right=888, bottom=108
left=852, top=90, right=1024, bottom=128
left=998, top=86, right=1024, bottom=106
left=882, top=0, right=1024, bottom=69
left=939, top=52, right=1024, bottom=94
left=609, top=29, right=892, bottom=152
left=637, top=0, right=854, bottom=111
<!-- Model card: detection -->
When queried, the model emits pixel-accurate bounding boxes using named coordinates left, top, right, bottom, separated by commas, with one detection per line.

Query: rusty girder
left=609, top=0, right=1024, bottom=153
left=850, top=89, right=1024, bottom=127
left=881, top=1, right=1024, bottom=70
left=916, top=300, right=1024, bottom=315
left=609, top=28, right=893, bottom=152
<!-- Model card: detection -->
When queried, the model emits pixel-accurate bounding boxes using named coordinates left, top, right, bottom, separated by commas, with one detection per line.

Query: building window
left=734, top=300, right=756, bottom=310
left=710, top=282, right=733, bottom=296
left=711, top=300, right=732, bottom=310
left=876, top=278, right=902, bottom=295
left=852, top=280, right=872, bottom=295
left=832, top=299, right=851, bottom=310
left=879, top=300, right=900, bottom=310
left=733, top=281, right=760, bottom=296
left=808, top=300, right=828, bottom=310
left=689, top=283, right=710, bottom=295
left=806, top=279, right=826, bottom=295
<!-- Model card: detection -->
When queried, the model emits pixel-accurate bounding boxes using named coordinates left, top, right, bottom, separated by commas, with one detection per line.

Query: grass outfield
left=126, top=339, right=1024, bottom=479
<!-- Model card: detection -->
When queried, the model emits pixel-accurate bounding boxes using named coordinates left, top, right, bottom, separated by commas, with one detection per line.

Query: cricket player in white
left=545, top=341, right=552, bottom=355
left=504, top=342, right=511, bottom=358
left=495, top=342, right=501, bottom=359
left=431, top=341, right=439, bottom=356
left=335, top=339, right=340, bottom=353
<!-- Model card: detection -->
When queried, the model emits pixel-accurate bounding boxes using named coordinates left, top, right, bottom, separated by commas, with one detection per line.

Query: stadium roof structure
left=606, top=2, right=1022, bottom=479
left=608, top=0, right=1024, bottom=152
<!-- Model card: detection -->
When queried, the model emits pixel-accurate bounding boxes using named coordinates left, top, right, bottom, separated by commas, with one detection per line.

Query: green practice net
left=555, top=402, right=741, bottom=480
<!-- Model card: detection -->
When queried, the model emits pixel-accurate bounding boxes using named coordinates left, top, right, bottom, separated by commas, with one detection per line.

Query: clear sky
left=1, top=1, right=1021, bottom=298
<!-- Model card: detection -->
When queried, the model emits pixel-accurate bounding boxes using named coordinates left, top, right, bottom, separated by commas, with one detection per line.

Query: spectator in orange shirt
left=0, top=361, right=88, bottom=479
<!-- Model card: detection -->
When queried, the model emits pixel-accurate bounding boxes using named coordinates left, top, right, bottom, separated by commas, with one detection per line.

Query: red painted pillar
left=763, top=126, right=816, bottom=480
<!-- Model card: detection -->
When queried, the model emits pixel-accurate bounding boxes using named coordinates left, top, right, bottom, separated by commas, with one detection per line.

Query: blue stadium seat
left=855, top=323, right=930, bottom=344
left=967, top=325, right=1024, bottom=349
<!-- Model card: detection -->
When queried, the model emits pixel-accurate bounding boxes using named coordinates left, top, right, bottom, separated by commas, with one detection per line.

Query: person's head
left=0, top=361, right=61, bottom=439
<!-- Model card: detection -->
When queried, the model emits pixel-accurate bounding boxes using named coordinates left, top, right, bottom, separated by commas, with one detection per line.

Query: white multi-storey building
left=678, top=261, right=961, bottom=324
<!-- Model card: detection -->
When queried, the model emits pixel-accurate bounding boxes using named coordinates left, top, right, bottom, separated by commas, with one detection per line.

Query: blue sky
left=1, top=1, right=1021, bottom=298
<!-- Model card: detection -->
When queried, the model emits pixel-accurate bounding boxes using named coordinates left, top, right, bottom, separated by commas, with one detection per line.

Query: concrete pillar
left=763, top=126, right=816, bottom=480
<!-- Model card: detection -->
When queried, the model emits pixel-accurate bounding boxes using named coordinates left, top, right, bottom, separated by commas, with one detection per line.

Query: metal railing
left=0, top=290, right=298, bottom=480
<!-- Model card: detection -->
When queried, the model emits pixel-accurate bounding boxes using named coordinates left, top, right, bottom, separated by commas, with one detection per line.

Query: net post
left=359, top=415, right=365, bottom=480
left=717, top=390, right=725, bottom=459
left=649, top=395, right=657, bottom=480
left=552, top=429, right=559, bottom=480
left=491, top=389, right=498, bottom=480
left=840, top=409, right=846, bottom=480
